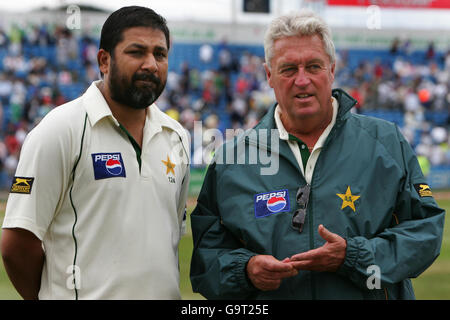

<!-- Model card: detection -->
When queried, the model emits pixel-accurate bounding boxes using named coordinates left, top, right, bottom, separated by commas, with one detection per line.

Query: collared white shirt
left=3, top=81, right=190, bottom=299
left=274, top=97, right=338, bottom=184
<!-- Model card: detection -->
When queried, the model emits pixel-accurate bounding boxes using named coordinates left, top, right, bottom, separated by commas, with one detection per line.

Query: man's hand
left=289, top=225, right=346, bottom=272
left=246, top=255, right=298, bottom=291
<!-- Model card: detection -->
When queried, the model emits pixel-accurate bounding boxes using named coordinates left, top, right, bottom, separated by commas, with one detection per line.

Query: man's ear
left=330, top=62, right=336, bottom=82
left=264, top=62, right=273, bottom=88
left=97, top=49, right=110, bottom=77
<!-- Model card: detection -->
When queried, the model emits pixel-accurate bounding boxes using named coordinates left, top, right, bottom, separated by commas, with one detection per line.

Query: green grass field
left=0, top=197, right=448, bottom=300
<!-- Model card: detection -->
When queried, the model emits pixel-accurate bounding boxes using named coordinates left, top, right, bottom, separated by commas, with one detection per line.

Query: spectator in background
left=0, top=9, right=449, bottom=184
left=426, top=41, right=435, bottom=61
left=390, top=37, right=400, bottom=55
left=0, top=27, right=9, bottom=49
left=199, top=43, right=213, bottom=64
left=417, top=153, right=431, bottom=178
left=56, top=28, right=78, bottom=67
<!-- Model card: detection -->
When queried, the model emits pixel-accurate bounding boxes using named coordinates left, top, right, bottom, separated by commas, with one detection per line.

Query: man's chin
left=128, top=90, right=158, bottom=109
left=293, top=105, right=319, bottom=118
left=129, top=98, right=155, bottom=109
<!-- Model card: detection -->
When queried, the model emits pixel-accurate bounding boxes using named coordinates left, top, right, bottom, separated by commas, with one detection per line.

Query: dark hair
left=99, top=6, right=170, bottom=56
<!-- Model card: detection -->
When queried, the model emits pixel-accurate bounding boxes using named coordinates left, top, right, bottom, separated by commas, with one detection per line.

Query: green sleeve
left=337, top=127, right=445, bottom=289
left=189, top=162, right=258, bottom=299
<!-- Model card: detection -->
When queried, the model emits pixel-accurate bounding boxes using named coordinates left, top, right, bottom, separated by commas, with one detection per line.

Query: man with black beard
left=1, top=6, right=190, bottom=299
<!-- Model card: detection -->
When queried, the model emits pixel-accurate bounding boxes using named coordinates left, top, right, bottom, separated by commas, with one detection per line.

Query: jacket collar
left=256, top=88, right=357, bottom=132
left=332, top=88, right=358, bottom=123
left=245, top=88, right=357, bottom=168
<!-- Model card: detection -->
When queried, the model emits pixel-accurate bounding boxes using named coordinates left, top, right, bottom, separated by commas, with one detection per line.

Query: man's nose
left=142, top=54, right=158, bottom=72
left=294, top=67, right=311, bottom=87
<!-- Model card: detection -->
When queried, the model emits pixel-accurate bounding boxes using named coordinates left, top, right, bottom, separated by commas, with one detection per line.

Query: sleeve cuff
left=2, top=217, right=45, bottom=241
left=336, top=236, right=360, bottom=277
left=233, top=250, right=258, bottom=291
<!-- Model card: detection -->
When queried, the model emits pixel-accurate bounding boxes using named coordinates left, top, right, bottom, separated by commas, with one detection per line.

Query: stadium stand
left=0, top=23, right=449, bottom=188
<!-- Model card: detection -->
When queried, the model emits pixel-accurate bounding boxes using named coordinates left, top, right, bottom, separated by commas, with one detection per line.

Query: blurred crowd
left=333, top=38, right=450, bottom=173
left=0, top=24, right=449, bottom=187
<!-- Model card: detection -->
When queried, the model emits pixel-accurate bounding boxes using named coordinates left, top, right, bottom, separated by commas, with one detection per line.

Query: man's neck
left=97, top=81, right=147, bottom=147
left=281, top=106, right=333, bottom=149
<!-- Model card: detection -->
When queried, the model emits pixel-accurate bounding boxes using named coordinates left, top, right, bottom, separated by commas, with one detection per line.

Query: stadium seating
left=0, top=26, right=449, bottom=188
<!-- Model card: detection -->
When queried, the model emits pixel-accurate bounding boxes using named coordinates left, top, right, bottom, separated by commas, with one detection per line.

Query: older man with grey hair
left=189, top=10, right=444, bottom=300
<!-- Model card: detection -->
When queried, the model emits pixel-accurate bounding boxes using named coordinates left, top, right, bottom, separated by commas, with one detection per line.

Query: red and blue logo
left=105, top=158, right=123, bottom=176
left=267, top=196, right=287, bottom=213
left=254, top=189, right=290, bottom=218
left=92, top=153, right=126, bottom=180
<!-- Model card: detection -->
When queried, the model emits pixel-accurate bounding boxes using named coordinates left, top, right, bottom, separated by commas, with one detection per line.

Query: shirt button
left=301, top=144, right=306, bottom=149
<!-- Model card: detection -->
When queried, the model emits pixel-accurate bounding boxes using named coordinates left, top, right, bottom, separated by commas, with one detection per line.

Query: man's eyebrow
left=278, top=62, right=297, bottom=69
left=125, top=43, right=148, bottom=50
left=279, top=58, right=325, bottom=66
left=125, top=43, right=168, bottom=52
left=307, top=58, right=326, bottom=64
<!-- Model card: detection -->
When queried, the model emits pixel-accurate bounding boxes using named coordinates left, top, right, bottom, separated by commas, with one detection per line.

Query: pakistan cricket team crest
left=336, top=186, right=360, bottom=213
left=162, top=155, right=176, bottom=183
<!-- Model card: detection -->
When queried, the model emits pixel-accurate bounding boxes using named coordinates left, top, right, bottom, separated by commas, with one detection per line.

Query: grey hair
left=264, top=10, right=336, bottom=69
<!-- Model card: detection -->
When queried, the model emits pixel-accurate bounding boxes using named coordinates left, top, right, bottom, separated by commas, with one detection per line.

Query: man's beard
left=109, top=58, right=166, bottom=109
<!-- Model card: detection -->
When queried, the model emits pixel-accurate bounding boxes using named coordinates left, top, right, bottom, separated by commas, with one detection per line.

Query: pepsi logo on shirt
left=91, top=153, right=126, bottom=180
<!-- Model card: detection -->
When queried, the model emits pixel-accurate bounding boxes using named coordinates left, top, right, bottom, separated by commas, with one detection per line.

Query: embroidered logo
left=414, top=183, right=433, bottom=197
left=336, top=186, right=360, bottom=212
left=162, top=155, right=176, bottom=183
left=10, top=177, right=35, bottom=194
left=92, top=153, right=126, bottom=180
left=162, top=155, right=176, bottom=175
left=254, top=189, right=290, bottom=218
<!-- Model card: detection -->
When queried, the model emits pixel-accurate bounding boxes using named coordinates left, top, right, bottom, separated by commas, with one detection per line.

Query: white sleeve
left=2, top=113, right=74, bottom=240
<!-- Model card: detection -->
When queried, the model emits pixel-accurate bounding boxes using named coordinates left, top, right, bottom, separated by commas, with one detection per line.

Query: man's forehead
left=272, top=35, right=329, bottom=63
left=273, top=34, right=324, bottom=50
left=118, top=27, right=168, bottom=49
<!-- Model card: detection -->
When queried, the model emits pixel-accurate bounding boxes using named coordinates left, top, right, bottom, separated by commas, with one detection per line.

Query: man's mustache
left=132, top=73, right=161, bottom=85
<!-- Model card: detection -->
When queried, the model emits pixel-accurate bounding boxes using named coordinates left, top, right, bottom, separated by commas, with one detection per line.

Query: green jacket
left=190, top=88, right=445, bottom=300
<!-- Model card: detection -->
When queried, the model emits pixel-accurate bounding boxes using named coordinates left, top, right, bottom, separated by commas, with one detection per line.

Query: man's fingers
left=318, top=224, right=340, bottom=242
left=262, top=259, right=298, bottom=278
left=263, top=258, right=296, bottom=272
left=290, top=247, right=322, bottom=261
left=247, top=255, right=298, bottom=291
left=289, top=260, right=314, bottom=270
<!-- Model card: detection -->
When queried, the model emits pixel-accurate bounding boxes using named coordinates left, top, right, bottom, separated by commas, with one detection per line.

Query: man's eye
left=306, top=64, right=323, bottom=73
left=280, top=67, right=296, bottom=75
left=155, top=52, right=167, bottom=58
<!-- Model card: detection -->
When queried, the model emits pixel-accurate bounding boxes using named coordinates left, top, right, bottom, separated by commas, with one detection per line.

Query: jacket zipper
left=308, top=183, right=316, bottom=300
left=246, top=133, right=316, bottom=299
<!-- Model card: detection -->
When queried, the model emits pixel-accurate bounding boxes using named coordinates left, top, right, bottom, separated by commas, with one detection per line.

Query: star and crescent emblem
left=162, top=155, right=176, bottom=175
left=336, top=186, right=360, bottom=212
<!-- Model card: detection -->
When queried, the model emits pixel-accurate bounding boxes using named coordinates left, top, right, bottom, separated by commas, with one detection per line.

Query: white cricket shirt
left=3, top=81, right=190, bottom=299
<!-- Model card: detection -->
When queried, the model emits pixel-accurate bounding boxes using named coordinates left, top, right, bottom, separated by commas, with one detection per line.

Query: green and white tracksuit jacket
left=190, top=88, right=445, bottom=300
